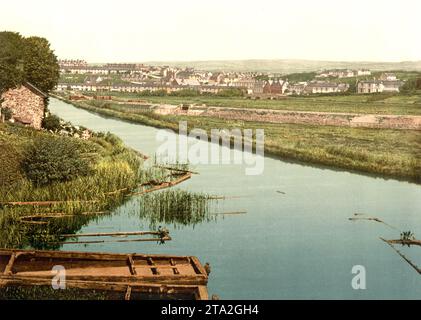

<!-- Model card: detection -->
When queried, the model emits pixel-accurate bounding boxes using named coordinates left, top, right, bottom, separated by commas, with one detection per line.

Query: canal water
left=49, top=98, right=421, bottom=299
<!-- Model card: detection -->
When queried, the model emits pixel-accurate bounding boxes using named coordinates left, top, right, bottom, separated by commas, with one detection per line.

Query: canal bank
left=52, top=94, right=421, bottom=184
left=49, top=98, right=421, bottom=299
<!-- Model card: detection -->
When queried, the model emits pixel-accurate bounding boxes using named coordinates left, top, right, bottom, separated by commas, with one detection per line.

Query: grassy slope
left=0, top=122, right=142, bottom=203
left=62, top=98, right=421, bottom=184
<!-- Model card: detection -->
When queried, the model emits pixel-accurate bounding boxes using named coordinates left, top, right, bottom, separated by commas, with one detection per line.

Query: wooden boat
left=0, top=248, right=209, bottom=300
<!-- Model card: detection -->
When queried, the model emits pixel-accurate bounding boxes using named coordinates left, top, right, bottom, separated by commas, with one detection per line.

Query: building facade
left=357, top=79, right=403, bottom=93
left=1, top=83, right=47, bottom=129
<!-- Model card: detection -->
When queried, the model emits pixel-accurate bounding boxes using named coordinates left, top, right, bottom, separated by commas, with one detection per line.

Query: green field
left=83, top=91, right=421, bottom=115
left=61, top=96, right=421, bottom=184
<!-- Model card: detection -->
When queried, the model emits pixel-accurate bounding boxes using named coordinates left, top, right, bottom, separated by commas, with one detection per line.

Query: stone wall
left=1, top=85, right=45, bottom=129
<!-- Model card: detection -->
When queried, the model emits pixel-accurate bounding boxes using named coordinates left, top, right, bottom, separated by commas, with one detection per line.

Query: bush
left=0, top=142, right=24, bottom=187
left=401, top=78, right=421, bottom=93
left=216, top=88, right=244, bottom=97
left=42, top=114, right=61, bottom=131
left=22, top=136, right=93, bottom=186
left=169, top=89, right=200, bottom=97
left=1, top=107, right=13, bottom=121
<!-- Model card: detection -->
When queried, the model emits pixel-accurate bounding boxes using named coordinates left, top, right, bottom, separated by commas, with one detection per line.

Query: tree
left=401, top=78, right=421, bottom=93
left=0, top=32, right=25, bottom=95
left=0, top=32, right=59, bottom=95
left=23, top=36, right=60, bottom=93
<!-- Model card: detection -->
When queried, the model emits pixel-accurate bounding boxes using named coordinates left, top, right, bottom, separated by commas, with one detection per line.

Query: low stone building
left=1, top=82, right=48, bottom=129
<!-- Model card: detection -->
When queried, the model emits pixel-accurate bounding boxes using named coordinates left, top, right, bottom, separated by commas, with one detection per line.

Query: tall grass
left=137, top=189, right=216, bottom=229
left=0, top=123, right=145, bottom=248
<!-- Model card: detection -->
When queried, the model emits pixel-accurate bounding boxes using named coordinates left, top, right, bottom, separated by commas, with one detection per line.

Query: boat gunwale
left=0, top=248, right=209, bottom=282
left=0, top=248, right=194, bottom=260
left=0, top=276, right=209, bottom=300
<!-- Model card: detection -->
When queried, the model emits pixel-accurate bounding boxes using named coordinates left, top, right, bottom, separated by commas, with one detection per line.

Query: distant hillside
left=143, top=59, right=421, bottom=74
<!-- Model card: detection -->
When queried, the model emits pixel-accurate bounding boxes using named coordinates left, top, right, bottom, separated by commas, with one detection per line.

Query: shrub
left=169, top=89, right=200, bottom=97
left=216, top=88, right=244, bottom=97
left=0, top=142, right=24, bottom=187
left=1, top=107, right=13, bottom=121
left=401, top=78, right=421, bottom=93
left=22, top=136, right=93, bottom=186
left=42, top=114, right=61, bottom=131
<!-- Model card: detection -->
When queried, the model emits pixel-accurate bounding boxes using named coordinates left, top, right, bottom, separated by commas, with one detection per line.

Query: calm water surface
left=49, top=98, right=421, bottom=299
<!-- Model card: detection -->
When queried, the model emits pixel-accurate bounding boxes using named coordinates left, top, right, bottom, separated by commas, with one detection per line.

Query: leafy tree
left=0, top=32, right=25, bottom=95
left=0, top=32, right=59, bottom=95
left=401, top=78, right=421, bottom=93
left=22, top=36, right=60, bottom=93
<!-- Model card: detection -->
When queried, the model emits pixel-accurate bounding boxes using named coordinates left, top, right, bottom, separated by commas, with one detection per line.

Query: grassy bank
left=60, top=96, right=421, bottom=184
left=83, top=91, right=421, bottom=115
left=0, top=122, right=147, bottom=248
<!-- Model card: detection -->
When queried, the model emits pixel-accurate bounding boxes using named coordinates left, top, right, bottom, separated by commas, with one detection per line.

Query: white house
left=380, top=73, right=397, bottom=81
left=357, top=79, right=403, bottom=93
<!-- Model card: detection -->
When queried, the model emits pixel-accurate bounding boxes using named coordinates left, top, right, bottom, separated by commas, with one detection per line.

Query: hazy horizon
left=3, top=0, right=420, bottom=62
left=75, top=58, right=421, bottom=64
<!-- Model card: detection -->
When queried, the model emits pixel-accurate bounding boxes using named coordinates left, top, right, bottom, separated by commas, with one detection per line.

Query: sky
left=1, top=0, right=420, bottom=62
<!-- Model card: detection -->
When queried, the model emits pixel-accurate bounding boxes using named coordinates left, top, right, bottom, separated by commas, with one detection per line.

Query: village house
left=172, top=78, right=201, bottom=86
left=262, top=79, right=287, bottom=95
left=357, top=69, right=371, bottom=76
left=249, top=81, right=265, bottom=95
left=317, top=69, right=371, bottom=79
left=1, top=82, right=48, bottom=129
left=380, top=73, right=397, bottom=81
left=382, top=80, right=403, bottom=92
left=58, top=59, right=88, bottom=68
left=235, top=78, right=257, bottom=90
left=329, top=69, right=355, bottom=78
left=61, top=66, right=109, bottom=75
left=304, top=81, right=349, bottom=94
left=357, top=79, right=403, bottom=93
left=315, top=69, right=355, bottom=79
left=357, top=80, right=383, bottom=94
left=285, top=82, right=307, bottom=95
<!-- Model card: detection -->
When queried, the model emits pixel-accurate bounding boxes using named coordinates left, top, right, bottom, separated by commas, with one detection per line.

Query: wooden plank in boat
left=0, top=276, right=209, bottom=300
left=0, top=248, right=208, bottom=286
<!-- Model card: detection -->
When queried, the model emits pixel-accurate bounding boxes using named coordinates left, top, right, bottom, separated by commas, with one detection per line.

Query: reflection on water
left=0, top=187, right=216, bottom=249
left=136, top=189, right=217, bottom=229
left=47, top=98, right=421, bottom=299
left=0, top=199, right=125, bottom=249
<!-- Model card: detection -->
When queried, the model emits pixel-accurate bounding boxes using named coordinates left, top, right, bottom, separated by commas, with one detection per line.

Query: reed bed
left=137, top=189, right=216, bottom=229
